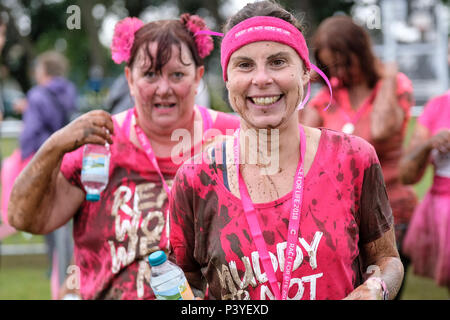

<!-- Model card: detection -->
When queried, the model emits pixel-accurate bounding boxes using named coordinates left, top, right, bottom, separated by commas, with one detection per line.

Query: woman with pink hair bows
left=7, top=14, right=239, bottom=299
left=169, top=1, right=403, bottom=300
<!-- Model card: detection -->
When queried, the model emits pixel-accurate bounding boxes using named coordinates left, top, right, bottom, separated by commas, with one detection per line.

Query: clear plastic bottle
left=148, top=250, right=194, bottom=300
left=81, top=143, right=110, bottom=202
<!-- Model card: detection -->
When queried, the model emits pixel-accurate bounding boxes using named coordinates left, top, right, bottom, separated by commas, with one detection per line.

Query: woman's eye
left=145, top=71, right=157, bottom=78
left=271, top=59, right=285, bottom=67
left=238, top=62, right=252, bottom=69
left=173, top=72, right=184, bottom=79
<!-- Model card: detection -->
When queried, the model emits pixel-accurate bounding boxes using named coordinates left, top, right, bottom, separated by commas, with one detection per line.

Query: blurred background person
left=299, top=15, right=417, bottom=299
left=4, top=49, right=77, bottom=299
left=17, top=50, right=77, bottom=160
left=399, top=90, right=449, bottom=293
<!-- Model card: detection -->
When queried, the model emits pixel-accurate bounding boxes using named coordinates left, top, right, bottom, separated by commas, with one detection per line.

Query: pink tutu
left=403, top=176, right=450, bottom=288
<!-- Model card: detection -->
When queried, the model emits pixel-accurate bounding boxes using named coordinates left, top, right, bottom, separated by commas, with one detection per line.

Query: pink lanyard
left=123, top=106, right=211, bottom=248
left=233, top=126, right=306, bottom=300
left=128, top=105, right=212, bottom=197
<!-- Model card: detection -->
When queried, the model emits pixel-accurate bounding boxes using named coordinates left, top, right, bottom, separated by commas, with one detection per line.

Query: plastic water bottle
left=81, top=143, right=110, bottom=202
left=148, top=250, right=194, bottom=300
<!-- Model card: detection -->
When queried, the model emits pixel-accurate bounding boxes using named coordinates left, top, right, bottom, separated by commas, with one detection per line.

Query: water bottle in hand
left=81, top=143, right=110, bottom=202
left=148, top=250, right=194, bottom=300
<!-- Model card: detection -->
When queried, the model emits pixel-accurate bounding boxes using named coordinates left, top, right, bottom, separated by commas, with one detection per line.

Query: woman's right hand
left=429, top=129, right=450, bottom=153
left=52, top=110, right=115, bottom=154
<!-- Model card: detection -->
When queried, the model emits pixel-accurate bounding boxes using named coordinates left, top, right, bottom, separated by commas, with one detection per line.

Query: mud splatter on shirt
left=170, top=129, right=393, bottom=300
left=60, top=112, right=239, bottom=300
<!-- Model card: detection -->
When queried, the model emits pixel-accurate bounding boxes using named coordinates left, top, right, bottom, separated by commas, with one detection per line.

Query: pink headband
left=221, top=16, right=332, bottom=110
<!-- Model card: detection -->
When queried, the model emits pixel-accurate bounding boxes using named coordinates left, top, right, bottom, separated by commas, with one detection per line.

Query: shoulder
left=27, top=86, right=47, bottom=104
left=395, top=72, right=413, bottom=93
left=319, top=128, right=378, bottom=167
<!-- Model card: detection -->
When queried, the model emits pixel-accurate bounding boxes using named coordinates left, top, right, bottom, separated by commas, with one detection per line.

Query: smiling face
left=226, top=41, right=309, bottom=130
left=125, top=41, right=204, bottom=133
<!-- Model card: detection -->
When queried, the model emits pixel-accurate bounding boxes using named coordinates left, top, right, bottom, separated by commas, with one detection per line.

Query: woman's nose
left=155, top=77, right=173, bottom=96
left=251, top=67, right=274, bottom=87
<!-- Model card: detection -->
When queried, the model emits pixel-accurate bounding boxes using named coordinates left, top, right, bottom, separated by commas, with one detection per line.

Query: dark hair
left=313, top=15, right=380, bottom=88
left=222, top=0, right=304, bottom=35
left=128, top=14, right=203, bottom=73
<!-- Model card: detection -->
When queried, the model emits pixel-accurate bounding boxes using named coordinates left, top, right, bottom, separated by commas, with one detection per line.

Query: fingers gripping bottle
left=148, top=251, right=194, bottom=300
left=81, top=143, right=110, bottom=202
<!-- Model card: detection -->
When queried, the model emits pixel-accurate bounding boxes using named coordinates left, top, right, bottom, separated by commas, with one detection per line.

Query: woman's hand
left=52, top=110, right=114, bottom=155
left=343, top=277, right=384, bottom=300
left=429, top=129, right=450, bottom=153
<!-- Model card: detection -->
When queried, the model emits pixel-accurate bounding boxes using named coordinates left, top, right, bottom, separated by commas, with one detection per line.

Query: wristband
left=371, top=277, right=389, bottom=300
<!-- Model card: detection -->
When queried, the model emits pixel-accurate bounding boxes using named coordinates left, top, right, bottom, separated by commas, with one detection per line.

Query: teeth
left=251, top=95, right=281, bottom=106
left=156, top=104, right=175, bottom=108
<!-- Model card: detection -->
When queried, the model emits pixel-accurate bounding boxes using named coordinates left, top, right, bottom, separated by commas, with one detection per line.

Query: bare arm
left=344, top=228, right=404, bottom=300
left=370, top=63, right=405, bottom=141
left=400, top=125, right=450, bottom=184
left=8, top=110, right=114, bottom=234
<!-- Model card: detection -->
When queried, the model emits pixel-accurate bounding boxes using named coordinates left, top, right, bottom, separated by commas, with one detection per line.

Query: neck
left=137, top=108, right=197, bottom=146
left=239, top=115, right=300, bottom=174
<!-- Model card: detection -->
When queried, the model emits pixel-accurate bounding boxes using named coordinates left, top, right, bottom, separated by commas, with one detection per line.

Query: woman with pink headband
left=7, top=14, right=239, bottom=299
left=170, top=1, right=403, bottom=300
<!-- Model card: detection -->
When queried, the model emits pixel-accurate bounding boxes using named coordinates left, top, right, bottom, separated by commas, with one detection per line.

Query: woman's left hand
left=342, top=277, right=384, bottom=300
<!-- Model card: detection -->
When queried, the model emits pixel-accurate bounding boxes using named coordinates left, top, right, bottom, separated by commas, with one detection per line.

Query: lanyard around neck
left=233, top=125, right=306, bottom=300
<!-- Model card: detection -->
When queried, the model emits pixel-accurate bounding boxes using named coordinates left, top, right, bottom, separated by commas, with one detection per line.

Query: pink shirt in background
left=308, top=73, right=417, bottom=226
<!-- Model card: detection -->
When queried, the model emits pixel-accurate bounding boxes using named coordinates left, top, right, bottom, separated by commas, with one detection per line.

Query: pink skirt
left=403, top=176, right=450, bottom=288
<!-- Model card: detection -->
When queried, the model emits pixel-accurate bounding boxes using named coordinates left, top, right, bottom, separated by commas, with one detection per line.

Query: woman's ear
left=195, top=65, right=205, bottom=83
left=302, top=70, right=311, bottom=84
left=124, top=66, right=135, bottom=97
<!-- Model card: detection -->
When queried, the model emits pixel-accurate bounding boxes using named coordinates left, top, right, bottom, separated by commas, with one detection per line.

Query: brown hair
left=128, top=14, right=203, bottom=73
left=36, top=50, right=69, bottom=77
left=313, top=15, right=380, bottom=88
left=222, top=0, right=304, bottom=35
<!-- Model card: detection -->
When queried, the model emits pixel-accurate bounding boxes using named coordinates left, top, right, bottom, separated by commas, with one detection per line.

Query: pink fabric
left=60, top=110, right=239, bottom=300
left=221, top=16, right=311, bottom=81
left=1, top=149, right=32, bottom=227
left=51, top=248, right=60, bottom=300
left=111, top=17, right=144, bottom=64
left=418, top=90, right=450, bottom=135
left=309, top=72, right=417, bottom=226
left=183, top=15, right=214, bottom=58
left=403, top=91, right=450, bottom=288
left=170, top=129, right=394, bottom=300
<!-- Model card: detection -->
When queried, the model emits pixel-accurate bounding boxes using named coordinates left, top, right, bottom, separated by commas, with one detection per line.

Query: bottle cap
left=86, top=193, right=100, bottom=202
left=148, top=250, right=167, bottom=267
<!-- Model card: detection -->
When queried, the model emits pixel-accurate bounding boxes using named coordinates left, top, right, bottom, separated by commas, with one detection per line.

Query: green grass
left=0, top=255, right=51, bottom=300
left=402, top=268, right=449, bottom=300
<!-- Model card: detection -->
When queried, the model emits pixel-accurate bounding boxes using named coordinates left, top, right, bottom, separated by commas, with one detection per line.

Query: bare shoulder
left=303, top=126, right=321, bottom=151
left=303, top=126, right=321, bottom=175
left=112, top=109, right=130, bottom=127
